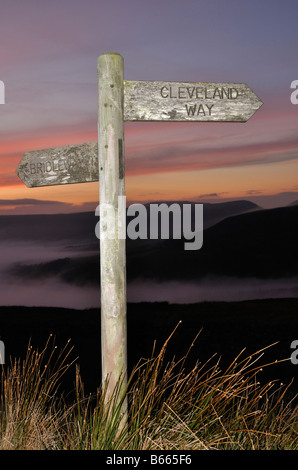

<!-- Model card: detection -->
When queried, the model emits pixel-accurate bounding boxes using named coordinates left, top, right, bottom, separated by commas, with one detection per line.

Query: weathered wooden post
left=97, top=53, right=127, bottom=421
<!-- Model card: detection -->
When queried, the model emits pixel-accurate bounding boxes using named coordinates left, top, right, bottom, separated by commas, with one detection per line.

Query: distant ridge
left=0, top=199, right=260, bottom=242
left=6, top=203, right=298, bottom=285
left=196, top=199, right=260, bottom=228
left=126, top=204, right=298, bottom=281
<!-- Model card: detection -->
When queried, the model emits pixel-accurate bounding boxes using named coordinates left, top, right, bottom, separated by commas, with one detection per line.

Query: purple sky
left=0, top=0, right=298, bottom=213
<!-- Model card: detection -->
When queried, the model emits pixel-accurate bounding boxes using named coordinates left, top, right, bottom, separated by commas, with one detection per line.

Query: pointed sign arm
left=15, top=141, right=98, bottom=188
left=124, top=80, right=263, bottom=122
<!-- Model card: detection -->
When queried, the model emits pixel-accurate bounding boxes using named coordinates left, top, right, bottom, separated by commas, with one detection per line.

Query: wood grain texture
left=124, top=80, right=263, bottom=122
left=15, top=141, right=98, bottom=187
left=97, top=52, right=128, bottom=425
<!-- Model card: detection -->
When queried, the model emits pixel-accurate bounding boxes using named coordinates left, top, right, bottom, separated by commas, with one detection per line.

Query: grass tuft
left=0, top=328, right=297, bottom=450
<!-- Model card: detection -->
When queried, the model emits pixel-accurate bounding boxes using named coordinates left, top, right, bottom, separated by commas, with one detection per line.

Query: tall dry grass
left=0, top=326, right=297, bottom=450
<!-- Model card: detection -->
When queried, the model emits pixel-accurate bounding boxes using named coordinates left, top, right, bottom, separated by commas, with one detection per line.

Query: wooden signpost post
left=16, top=52, right=263, bottom=430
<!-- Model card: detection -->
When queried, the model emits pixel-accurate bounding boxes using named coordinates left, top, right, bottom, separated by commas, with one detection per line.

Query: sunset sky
left=1, top=0, right=298, bottom=214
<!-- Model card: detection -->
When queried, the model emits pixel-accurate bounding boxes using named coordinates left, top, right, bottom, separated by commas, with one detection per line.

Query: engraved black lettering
left=213, top=88, right=223, bottom=99
left=197, top=104, right=206, bottom=115
left=196, top=87, right=204, bottom=99
left=160, top=86, right=168, bottom=98
left=187, top=87, right=196, bottom=99
left=230, top=87, right=239, bottom=99
left=30, top=163, right=36, bottom=174
left=206, top=104, right=214, bottom=115
left=36, top=162, right=42, bottom=174
left=46, top=162, right=52, bottom=172
left=178, top=87, right=186, bottom=99
left=58, top=160, right=65, bottom=171
left=222, top=87, right=230, bottom=99
left=204, top=87, right=212, bottom=99
left=185, top=104, right=197, bottom=116
left=169, top=86, right=177, bottom=99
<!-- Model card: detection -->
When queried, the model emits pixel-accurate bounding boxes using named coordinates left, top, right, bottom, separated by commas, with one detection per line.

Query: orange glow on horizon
left=1, top=109, right=298, bottom=212
left=2, top=157, right=298, bottom=208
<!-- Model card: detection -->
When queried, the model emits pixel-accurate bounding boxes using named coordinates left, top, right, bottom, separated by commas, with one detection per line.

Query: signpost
left=124, top=80, right=262, bottom=122
left=16, top=52, right=263, bottom=431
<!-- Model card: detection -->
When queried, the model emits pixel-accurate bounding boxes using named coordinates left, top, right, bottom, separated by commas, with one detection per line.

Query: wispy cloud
left=196, top=193, right=221, bottom=198
left=0, top=198, right=98, bottom=215
left=0, top=198, right=68, bottom=206
left=245, top=190, right=263, bottom=195
left=125, top=131, right=298, bottom=176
